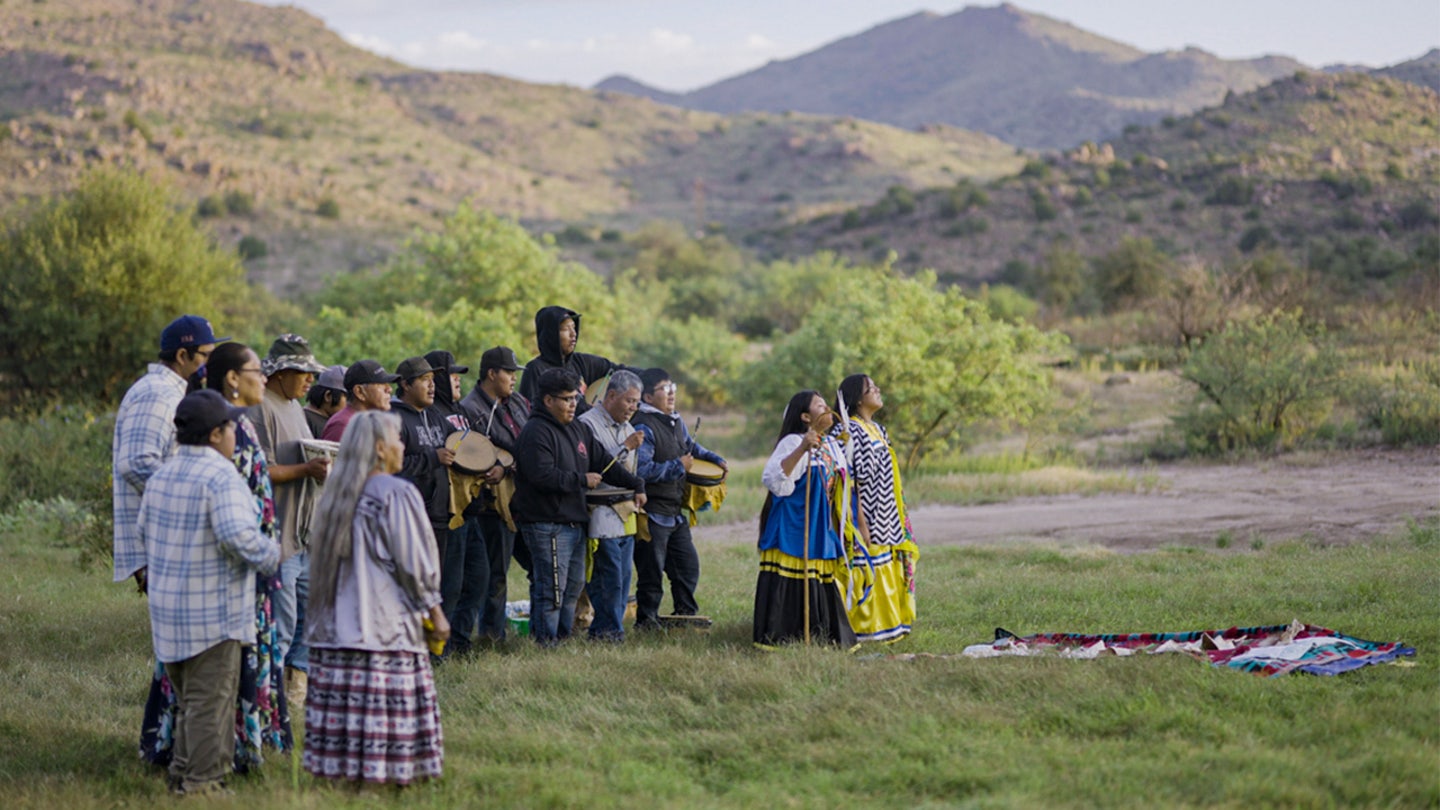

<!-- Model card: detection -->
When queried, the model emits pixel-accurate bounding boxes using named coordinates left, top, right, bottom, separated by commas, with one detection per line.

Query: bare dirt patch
left=698, top=448, right=1439, bottom=552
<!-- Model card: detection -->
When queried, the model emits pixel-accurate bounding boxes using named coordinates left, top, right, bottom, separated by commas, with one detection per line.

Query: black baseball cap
left=343, top=359, right=401, bottom=390
left=174, top=389, right=245, bottom=437
left=480, top=346, right=521, bottom=372
left=395, top=356, right=438, bottom=382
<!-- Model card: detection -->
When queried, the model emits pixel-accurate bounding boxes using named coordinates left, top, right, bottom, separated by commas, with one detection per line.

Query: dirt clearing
left=699, top=448, right=1439, bottom=551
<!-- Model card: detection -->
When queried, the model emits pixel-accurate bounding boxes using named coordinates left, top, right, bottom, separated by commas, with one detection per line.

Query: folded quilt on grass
left=957, top=619, right=1415, bottom=676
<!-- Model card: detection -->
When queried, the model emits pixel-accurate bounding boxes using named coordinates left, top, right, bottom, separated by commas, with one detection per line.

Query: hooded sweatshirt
left=390, top=396, right=457, bottom=529
left=424, top=350, right=471, bottom=434
left=518, top=306, right=620, bottom=415
left=511, top=399, right=645, bottom=527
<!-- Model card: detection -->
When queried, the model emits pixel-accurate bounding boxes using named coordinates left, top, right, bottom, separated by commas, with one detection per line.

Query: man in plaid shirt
left=139, top=389, right=280, bottom=795
left=112, top=315, right=226, bottom=590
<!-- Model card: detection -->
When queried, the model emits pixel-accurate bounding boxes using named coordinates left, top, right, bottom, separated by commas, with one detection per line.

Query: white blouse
left=761, top=433, right=847, bottom=498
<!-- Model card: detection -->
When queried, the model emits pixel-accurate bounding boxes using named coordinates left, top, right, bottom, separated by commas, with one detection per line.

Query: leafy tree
left=732, top=252, right=859, bottom=338
left=304, top=300, right=519, bottom=376
left=1092, top=237, right=1170, bottom=312
left=623, top=221, right=749, bottom=322
left=1178, top=311, right=1343, bottom=452
left=314, top=204, right=623, bottom=358
left=0, top=168, right=258, bottom=405
left=741, top=267, right=1064, bottom=468
left=1033, top=246, right=1088, bottom=315
left=616, top=315, right=747, bottom=408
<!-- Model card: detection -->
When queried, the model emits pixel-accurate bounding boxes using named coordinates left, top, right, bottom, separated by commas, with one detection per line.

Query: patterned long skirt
left=303, top=648, right=443, bottom=785
left=139, top=577, right=291, bottom=769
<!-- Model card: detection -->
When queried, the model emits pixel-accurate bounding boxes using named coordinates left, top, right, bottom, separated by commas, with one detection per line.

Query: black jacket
left=512, top=402, right=645, bottom=526
left=456, top=385, right=529, bottom=516
left=391, top=398, right=458, bottom=529
left=518, top=306, right=619, bottom=415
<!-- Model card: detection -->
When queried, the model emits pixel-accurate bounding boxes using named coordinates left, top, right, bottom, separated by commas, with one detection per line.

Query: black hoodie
left=511, top=399, right=645, bottom=527
left=390, top=396, right=457, bottom=529
left=517, top=306, right=619, bottom=414
left=424, top=350, right=471, bottom=434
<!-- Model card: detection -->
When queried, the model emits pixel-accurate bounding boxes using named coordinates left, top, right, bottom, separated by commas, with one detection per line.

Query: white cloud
left=648, top=28, right=696, bottom=54
left=744, top=33, right=777, bottom=51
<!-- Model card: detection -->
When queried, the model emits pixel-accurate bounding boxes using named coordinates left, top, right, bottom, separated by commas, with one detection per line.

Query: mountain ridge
left=595, top=3, right=1309, bottom=149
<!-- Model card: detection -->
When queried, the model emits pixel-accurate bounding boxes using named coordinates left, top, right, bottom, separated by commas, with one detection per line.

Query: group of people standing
left=110, top=305, right=737, bottom=792
left=752, top=377, right=920, bottom=649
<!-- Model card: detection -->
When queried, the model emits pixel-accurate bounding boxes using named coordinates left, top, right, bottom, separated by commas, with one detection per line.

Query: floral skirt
left=303, top=648, right=443, bottom=785
left=139, top=577, right=291, bottom=770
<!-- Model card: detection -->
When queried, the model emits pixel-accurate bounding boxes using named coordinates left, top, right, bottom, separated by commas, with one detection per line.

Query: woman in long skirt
left=140, top=343, right=291, bottom=771
left=304, top=410, right=449, bottom=785
left=752, top=390, right=860, bottom=648
left=835, top=374, right=918, bottom=642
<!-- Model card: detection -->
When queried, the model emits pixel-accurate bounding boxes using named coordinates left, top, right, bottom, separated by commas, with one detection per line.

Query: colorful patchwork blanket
left=956, top=620, right=1415, bottom=676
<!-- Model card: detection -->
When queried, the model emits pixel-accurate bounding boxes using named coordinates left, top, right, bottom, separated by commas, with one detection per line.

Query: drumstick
left=600, top=446, right=629, bottom=474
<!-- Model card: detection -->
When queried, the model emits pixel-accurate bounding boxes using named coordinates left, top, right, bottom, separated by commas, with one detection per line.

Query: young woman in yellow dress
left=835, top=374, right=918, bottom=642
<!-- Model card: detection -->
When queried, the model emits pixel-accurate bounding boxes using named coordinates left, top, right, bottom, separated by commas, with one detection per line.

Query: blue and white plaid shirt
left=112, top=363, right=188, bottom=582
left=139, top=445, right=280, bottom=663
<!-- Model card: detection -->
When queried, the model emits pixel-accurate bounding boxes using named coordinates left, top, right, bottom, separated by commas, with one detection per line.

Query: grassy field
left=1, top=517, right=1435, bottom=808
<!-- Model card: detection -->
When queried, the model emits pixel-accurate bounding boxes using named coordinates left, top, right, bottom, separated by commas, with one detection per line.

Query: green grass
left=2, top=516, right=1436, bottom=808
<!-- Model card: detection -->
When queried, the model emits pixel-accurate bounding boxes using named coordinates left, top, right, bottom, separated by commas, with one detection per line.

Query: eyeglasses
left=192, top=348, right=213, bottom=361
left=655, top=383, right=677, bottom=395
left=550, top=394, right=580, bottom=404
left=238, top=367, right=266, bottom=377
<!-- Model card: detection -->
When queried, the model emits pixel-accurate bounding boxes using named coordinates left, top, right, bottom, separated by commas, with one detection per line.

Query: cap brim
left=451, top=365, right=470, bottom=374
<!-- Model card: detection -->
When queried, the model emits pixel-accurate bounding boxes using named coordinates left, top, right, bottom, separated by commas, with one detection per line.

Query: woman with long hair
left=752, top=390, right=859, bottom=648
left=835, top=374, right=918, bottom=642
left=304, top=410, right=449, bottom=786
left=139, top=342, right=290, bottom=772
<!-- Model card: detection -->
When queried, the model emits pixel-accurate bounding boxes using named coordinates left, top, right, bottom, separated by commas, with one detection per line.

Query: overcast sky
left=254, top=1, right=1440, bottom=91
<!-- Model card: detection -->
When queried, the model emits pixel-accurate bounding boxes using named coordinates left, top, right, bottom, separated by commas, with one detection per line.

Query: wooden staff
left=802, top=445, right=812, bottom=646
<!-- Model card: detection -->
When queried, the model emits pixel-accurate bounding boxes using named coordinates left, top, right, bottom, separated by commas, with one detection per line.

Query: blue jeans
left=520, top=522, right=586, bottom=646
left=588, top=535, right=634, bottom=641
left=447, top=517, right=490, bottom=653
left=275, top=551, right=309, bottom=672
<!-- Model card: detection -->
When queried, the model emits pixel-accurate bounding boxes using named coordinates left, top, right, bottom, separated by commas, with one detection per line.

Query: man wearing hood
left=518, top=306, right=622, bottom=416
left=631, top=367, right=727, bottom=630
left=512, top=368, right=646, bottom=646
left=390, top=356, right=459, bottom=615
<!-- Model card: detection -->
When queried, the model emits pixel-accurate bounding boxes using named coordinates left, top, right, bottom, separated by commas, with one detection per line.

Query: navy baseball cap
left=160, top=315, right=228, bottom=352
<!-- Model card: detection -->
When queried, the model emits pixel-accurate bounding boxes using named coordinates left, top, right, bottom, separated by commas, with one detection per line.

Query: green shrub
left=237, top=235, right=268, bottom=260
left=1238, top=224, right=1275, bottom=253
left=1206, top=176, right=1254, bottom=206
left=0, top=168, right=259, bottom=405
left=1178, top=311, right=1343, bottom=452
left=316, top=196, right=341, bottom=219
left=0, top=407, right=114, bottom=566
left=1361, top=360, right=1440, bottom=446
left=222, top=190, right=255, bottom=216
left=196, top=194, right=226, bottom=218
left=1032, top=191, right=1058, bottom=222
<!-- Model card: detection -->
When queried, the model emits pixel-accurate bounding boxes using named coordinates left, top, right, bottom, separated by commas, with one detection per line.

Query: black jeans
left=477, top=511, right=517, bottom=639
left=633, top=517, right=699, bottom=627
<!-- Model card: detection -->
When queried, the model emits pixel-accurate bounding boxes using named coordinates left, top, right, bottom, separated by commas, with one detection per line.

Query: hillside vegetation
left=0, top=0, right=1021, bottom=292
left=752, top=71, right=1440, bottom=301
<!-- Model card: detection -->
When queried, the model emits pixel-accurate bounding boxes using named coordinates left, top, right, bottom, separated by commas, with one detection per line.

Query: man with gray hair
left=575, top=370, right=646, bottom=641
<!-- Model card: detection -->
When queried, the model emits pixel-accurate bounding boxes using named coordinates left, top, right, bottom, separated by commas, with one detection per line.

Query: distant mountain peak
left=612, top=3, right=1302, bottom=149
